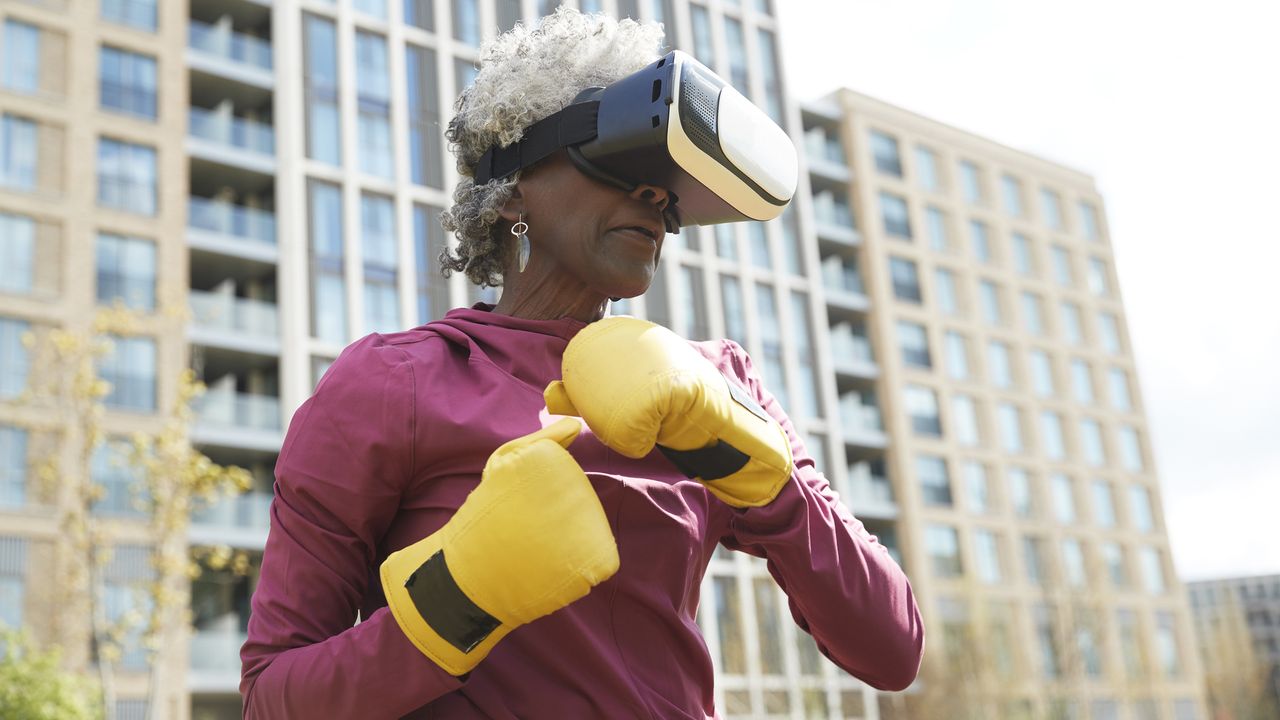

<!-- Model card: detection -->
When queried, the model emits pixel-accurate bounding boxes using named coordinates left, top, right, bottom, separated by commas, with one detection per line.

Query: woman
left=240, top=8, right=922, bottom=718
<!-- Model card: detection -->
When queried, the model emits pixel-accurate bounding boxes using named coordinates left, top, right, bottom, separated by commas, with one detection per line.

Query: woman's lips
left=610, top=227, right=659, bottom=245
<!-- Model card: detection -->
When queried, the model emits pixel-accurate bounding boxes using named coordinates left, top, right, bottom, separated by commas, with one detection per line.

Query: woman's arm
left=713, top=341, right=925, bottom=692
left=240, top=336, right=462, bottom=719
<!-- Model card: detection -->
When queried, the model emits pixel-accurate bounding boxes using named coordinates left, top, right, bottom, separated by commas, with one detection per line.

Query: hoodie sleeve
left=712, top=340, right=925, bottom=692
left=240, top=336, right=463, bottom=719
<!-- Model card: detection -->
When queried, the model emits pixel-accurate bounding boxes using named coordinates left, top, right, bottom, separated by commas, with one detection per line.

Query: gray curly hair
left=438, top=7, right=665, bottom=288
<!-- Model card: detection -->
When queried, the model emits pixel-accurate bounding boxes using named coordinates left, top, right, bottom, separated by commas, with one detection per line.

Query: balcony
left=193, top=389, right=282, bottom=452
left=822, top=256, right=870, bottom=318
left=187, top=18, right=273, bottom=88
left=804, top=128, right=850, bottom=182
left=829, top=321, right=878, bottom=380
left=190, top=490, right=272, bottom=549
left=844, top=462, right=897, bottom=520
left=812, top=191, right=860, bottom=246
left=188, top=627, right=247, bottom=692
left=188, top=106, right=276, bottom=174
left=188, top=196, right=278, bottom=263
left=189, top=289, right=280, bottom=356
left=839, top=392, right=888, bottom=450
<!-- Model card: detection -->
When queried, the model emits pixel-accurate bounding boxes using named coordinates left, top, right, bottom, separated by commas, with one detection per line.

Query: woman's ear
left=498, top=186, right=525, bottom=225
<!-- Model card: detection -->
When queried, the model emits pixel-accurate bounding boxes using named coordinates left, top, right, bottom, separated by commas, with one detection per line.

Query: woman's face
left=505, top=151, right=672, bottom=301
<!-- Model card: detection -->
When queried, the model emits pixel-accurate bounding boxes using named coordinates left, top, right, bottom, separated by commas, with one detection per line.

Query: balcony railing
left=189, top=290, right=279, bottom=339
left=195, top=390, right=281, bottom=432
left=190, top=628, right=248, bottom=673
left=188, top=20, right=272, bottom=71
left=189, top=107, right=275, bottom=155
left=839, top=393, right=884, bottom=434
left=192, top=490, right=272, bottom=531
left=829, top=323, right=874, bottom=364
left=847, top=462, right=894, bottom=506
left=188, top=196, right=276, bottom=245
left=821, top=256, right=865, bottom=296
left=812, top=192, right=855, bottom=230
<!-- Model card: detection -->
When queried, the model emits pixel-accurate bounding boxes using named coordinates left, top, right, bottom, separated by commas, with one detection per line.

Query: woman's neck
left=492, top=267, right=609, bottom=323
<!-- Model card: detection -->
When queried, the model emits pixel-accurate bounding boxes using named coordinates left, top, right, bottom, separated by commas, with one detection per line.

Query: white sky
left=775, top=0, right=1280, bottom=582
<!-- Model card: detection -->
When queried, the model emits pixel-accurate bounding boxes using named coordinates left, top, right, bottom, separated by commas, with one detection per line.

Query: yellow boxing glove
left=380, top=418, right=619, bottom=676
left=544, top=317, right=793, bottom=508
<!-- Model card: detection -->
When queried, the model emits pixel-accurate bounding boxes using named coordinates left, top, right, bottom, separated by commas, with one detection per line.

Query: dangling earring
left=512, top=215, right=530, bottom=273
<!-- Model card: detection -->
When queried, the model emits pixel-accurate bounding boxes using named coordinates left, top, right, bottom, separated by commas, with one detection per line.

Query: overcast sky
left=774, top=0, right=1280, bottom=582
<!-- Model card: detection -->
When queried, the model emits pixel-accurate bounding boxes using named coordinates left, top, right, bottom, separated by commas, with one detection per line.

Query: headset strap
left=473, top=101, right=601, bottom=184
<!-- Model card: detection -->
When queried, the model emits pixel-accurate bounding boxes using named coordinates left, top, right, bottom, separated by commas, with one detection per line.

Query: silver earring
left=512, top=215, right=530, bottom=273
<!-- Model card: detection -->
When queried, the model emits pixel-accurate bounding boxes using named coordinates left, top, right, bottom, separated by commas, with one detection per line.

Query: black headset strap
left=472, top=101, right=601, bottom=184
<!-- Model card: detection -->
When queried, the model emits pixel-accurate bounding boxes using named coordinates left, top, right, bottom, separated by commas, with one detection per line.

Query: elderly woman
left=240, top=8, right=921, bottom=719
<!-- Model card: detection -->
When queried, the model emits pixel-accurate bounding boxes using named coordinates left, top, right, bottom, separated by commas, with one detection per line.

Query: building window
left=916, top=146, right=940, bottom=191
left=412, top=204, right=449, bottom=324
left=944, top=331, right=969, bottom=380
left=722, top=17, right=748, bottom=93
left=1051, top=245, right=1072, bottom=286
left=1, top=114, right=38, bottom=191
left=1155, top=612, right=1181, bottom=678
left=1011, top=232, right=1034, bottom=276
left=1050, top=473, right=1076, bottom=523
left=97, top=137, right=156, bottom=215
left=1061, top=539, right=1087, bottom=588
left=974, top=530, right=1002, bottom=583
left=905, top=385, right=942, bottom=437
left=1088, top=257, right=1110, bottom=297
left=1029, top=349, right=1054, bottom=397
left=91, top=439, right=148, bottom=517
left=0, top=537, right=28, bottom=628
left=1060, top=302, right=1083, bottom=346
left=1129, top=485, right=1155, bottom=532
left=1008, top=467, right=1033, bottom=518
left=1024, top=538, right=1047, bottom=586
left=1109, top=368, right=1132, bottom=411
left=453, top=0, right=480, bottom=45
left=1119, top=426, right=1144, bottom=472
left=917, top=455, right=952, bottom=506
left=361, top=194, right=399, bottom=334
left=1001, top=174, right=1023, bottom=217
left=1071, top=359, right=1094, bottom=404
left=1040, top=188, right=1063, bottom=230
left=779, top=208, right=804, bottom=276
left=1021, top=291, right=1044, bottom=336
left=964, top=461, right=991, bottom=513
left=100, top=46, right=157, bottom=120
left=997, top=403, right=1023, bottom=453
left=952, top=394, right=980, bottom=446
left=978, top=280, right=1002, bottom=326
left=987, top=340, right=1013, bottom=389
left=958, top=160, right=982, bottom=204
left=2, top=20, right=40, bottom=95
left=304, top=15, right=340, bottom=165
left=1117, top=609, right=1144, bottom=677
left=790, top=293, right=820, bottom=419
left=869, top=130, right=902, bottom=177
left=880, top=192, right=911, bottom=239
left=1040, top=411, right=1066, bottom=461
left=1077, top=612, right=1104, bottom=677
left=1140, top=546, right=1166, bottom=593
left=926, top=525, right=962, bottom=578
left=756, top=28, right=784, bottom=124
left=720, top=275, right=745, bottom=347
left=96, top=233, right=156, bottom=312
left=100, top=335, right=157, bottom=412
left=309, top=180, right=347, bottom=345
left=925, top=207, right=948, bottom=252
left=1080, top=418, right=1105, bottom=467
left=354, top=0, right=387, bottom=18
left=688, top=4, right=714, bottom=66
left=715, top=224, right=737, bottom=260
left=356, top=32, right=393, bottom=179
left=0, top=426, right=27, bottom=508
left=0, top=317, right=31, bottom=400
left=102, top=0, right=158, bottom=31
left=889, top=257, right=922, bottom=303
left=676, top=265, right=709, bottom=340
left=713, top=575, right=746, bottom=673
left=1102, top=542, right=1127, bottom=587
left=969, top=220, right=992, bottom=263
left=406, top=45, right=444, bottom=189
left=103, top=545, right=154, bottom=670
left=1079, top=201, right=1101, bottom=241
left=756, top=284, right=788, bottom=409
left=748, top=223, right=771, bottom=268
left=0, top=211, right=35, bottom=296
left=934, top=268, right=958, bottom=315
left=1098, top=312, right=1122, bottom=354
left=404, top=0, right=434, bottom=30
left=1092, top=480, right=1116, bottom=527
left=897, top=321, right=931, bottom=369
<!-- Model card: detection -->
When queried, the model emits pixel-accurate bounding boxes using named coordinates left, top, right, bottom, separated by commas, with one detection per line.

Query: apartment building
left=1187, top=574, right=1280, bottom=717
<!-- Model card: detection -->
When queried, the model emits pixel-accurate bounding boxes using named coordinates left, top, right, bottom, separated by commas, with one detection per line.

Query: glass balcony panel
left=188, top=20, right=272, bottom=71
left=195, top=391, right=281, bottom=432
left=189, top=290, right=279, bottom=338
left=189, top=107, right=275, bottom=155
left=188, top=197, right=276, bottom=245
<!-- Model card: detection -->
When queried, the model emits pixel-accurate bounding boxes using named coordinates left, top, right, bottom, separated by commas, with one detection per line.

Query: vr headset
left=472, top=50, right=798, bottom=233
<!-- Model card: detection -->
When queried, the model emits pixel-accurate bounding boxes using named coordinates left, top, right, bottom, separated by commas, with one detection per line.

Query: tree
left=1194, top=590, right=1280, bottom=720
left=23, top=307, right=252, bottom=720
left=0, top=628, right=102, bottom=720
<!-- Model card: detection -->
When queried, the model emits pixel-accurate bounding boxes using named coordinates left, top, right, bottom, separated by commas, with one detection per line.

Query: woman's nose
left=630, top=183, right=670, bottom=211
